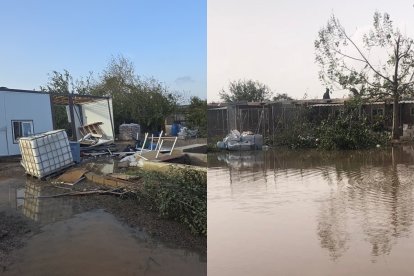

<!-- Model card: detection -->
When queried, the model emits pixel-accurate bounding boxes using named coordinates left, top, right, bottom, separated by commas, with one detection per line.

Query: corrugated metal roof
left=310, top=104, right=344, bottom=107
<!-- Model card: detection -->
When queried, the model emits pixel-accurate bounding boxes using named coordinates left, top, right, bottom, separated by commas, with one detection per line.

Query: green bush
left=271, top=100, right=389, bottom=150
left=136, top=168, right=207, bottom=236
left=316, top=102, right=389, bottom=150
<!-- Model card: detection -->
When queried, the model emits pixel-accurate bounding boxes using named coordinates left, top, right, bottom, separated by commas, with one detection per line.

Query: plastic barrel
left=69, top=142, right=81, bottom=163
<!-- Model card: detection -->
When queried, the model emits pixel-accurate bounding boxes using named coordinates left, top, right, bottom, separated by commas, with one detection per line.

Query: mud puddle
left=4, top=210, right=204, bottom=276
left=0, top=175, right=206, bottom=275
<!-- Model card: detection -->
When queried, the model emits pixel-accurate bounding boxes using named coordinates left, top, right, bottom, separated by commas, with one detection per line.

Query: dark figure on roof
left=323, top=88, right=331, bottom=99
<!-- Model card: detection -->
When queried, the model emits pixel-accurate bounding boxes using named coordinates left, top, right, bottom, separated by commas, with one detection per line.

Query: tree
left=315, top=12, right=414, bottom=139
left=219, top=79, right=273, bottom=102
left=41, top=56, right=180, bottom=134
left=90, top=55, right=179, bottom=133
left=39, top=70, right=94, bottom=133
left=185, top=97, right=207, bottom=137
left=40, top=69, right=94, bottom=95
left=273, top=93, right=293, bottom=101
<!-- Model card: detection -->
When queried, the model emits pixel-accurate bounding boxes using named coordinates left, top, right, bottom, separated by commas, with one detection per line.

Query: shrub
left=316, top=102, right=389, bottom=150
left=135, top=168, right=207, bottom=236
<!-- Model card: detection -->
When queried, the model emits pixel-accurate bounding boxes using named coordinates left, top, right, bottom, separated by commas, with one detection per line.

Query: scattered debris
left=217, top=130, right=263, bottom=151
left=78, top=122, right=105, bottom=139
left=117, top=162, right=130, bottom=168
left=109, top=173, right=140, bottom=181
left=401, top=124, right=414, bottom=141
left=18, top=188, right=129, bottom=199
left=78, top=122, right=113, bottom=150
left=118, top=133, right=180, bottom=167
left=53, top=168, right=88, bottom=185
left=119, top=123, right=141, bottom=141
left=178, top=127, right=198, bottom=139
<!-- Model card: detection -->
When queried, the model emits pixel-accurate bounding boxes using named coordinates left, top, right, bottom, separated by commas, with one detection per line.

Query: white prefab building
left=0, top=88, right=53, bottom=156
left=1, top=88, right=114, bottom=157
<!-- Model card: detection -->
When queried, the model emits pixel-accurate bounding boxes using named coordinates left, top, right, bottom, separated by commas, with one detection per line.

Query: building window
left=12, top=120, right=34, bottom=143
left=411, top=107, right=414, bottom=116
left=372, top=108, right=384, bottom=117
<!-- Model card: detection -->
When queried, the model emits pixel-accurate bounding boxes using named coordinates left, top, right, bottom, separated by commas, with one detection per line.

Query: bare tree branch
left=334, top=19, right=394, bottom=83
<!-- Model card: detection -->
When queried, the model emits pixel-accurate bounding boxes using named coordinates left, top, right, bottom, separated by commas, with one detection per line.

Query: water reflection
left=209, top=146, right=414, bottom=271
left=0, top=177, right=207, bottom=275
left=3, top=178, right=75, bottom=224
left=22, top=179, right=75, bottom=224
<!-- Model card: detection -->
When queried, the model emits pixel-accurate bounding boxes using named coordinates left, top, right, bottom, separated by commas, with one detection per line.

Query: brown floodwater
left=0, top=176, right=206, bottom=276
left=208, top=146, right=414, bottom=276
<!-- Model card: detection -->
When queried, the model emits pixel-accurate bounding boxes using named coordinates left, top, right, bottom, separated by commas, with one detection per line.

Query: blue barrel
left=171, top=123, right=180, bottom=136
left=69, top=142, right=81, bottom=163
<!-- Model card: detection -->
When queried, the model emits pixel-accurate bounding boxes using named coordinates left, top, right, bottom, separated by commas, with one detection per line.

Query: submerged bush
left=317, top=114, right=388, bottom=150
left=271, top=99, right=389, bottom=150
left=134, top=168, right=207, bottom=236
left=271, top=109, right=318, bottom=149
left=316, top=100, right=389, bottom=150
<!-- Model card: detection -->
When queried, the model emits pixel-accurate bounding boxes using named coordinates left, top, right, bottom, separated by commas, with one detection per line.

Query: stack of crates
left=19, top=130, right=73, bottom=178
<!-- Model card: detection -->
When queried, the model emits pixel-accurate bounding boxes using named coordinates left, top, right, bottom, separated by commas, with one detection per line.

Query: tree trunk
left=392, top=93, right=400, bottom=140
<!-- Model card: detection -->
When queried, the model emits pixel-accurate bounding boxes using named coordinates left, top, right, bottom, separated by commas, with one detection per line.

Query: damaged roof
left=0, top=87, right=110, bottom=105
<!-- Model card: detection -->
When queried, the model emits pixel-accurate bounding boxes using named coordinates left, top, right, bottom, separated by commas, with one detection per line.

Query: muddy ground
left=0, top=161, right=206, bottom=272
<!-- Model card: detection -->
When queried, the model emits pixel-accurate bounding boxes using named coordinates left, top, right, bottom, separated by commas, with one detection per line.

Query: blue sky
left=0, top=0, right=206, bottom=100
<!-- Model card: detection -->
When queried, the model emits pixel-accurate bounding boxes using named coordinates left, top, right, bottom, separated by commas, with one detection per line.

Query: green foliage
left=40, top=69, right=94, bottom=95
left=315, top=12, right=414, bottom=139
left=271, top=100, right=388, bottom=150
left=219, top=79, right=273, bottom=103
left=135, top=168, right=207, bottom=236
left=41, top=56, right=180, bottom=134
left=39, top=70, right=94, bottom=132
left=272, top=93, right=293, bottom=101
left=185, top=97, right=207, bottom=137
left=90, top=56, right=180, bottom=133
left=316, top=101, right=388, bottom=150
left=272, top=111, right=318, bottom=149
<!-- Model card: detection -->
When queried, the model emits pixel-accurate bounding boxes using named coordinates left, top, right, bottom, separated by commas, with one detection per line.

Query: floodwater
left=208, top=146, right=414, bottom=276
left=0, top=176, right=206, bottom=276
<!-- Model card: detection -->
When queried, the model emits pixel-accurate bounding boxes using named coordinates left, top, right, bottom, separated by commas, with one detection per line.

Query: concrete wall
left=0, top=90, right=53, bottom=156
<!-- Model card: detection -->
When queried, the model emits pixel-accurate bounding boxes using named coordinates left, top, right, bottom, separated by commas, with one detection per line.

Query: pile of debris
left=178, top=127, right=198, bottom=139
left=119, top=123, right=141, bottom=141
left=78, top=122, right=113, bottom=148
left=119, top=131, right=178, bottom=165
left=217, top=130, right=263, bottom=151
left=401, top=124, right=414, bottom=141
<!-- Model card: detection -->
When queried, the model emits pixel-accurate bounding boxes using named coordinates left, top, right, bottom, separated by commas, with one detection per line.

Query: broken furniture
left=78, top=122, right=105, bottom=138
left=78, top=122, right=113, bottom=149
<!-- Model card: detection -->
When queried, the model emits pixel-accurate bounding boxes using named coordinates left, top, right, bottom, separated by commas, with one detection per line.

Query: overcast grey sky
left=208, top=0, right=414, bottom=102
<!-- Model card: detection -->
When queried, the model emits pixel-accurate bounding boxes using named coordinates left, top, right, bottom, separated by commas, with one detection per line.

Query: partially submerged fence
left=208, top=100, right=414, bottom=141
left=208, top=102, right=305, bottom=141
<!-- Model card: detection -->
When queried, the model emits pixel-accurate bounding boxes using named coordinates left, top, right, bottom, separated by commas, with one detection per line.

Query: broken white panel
left=81, top=98, right=114, bottom=140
